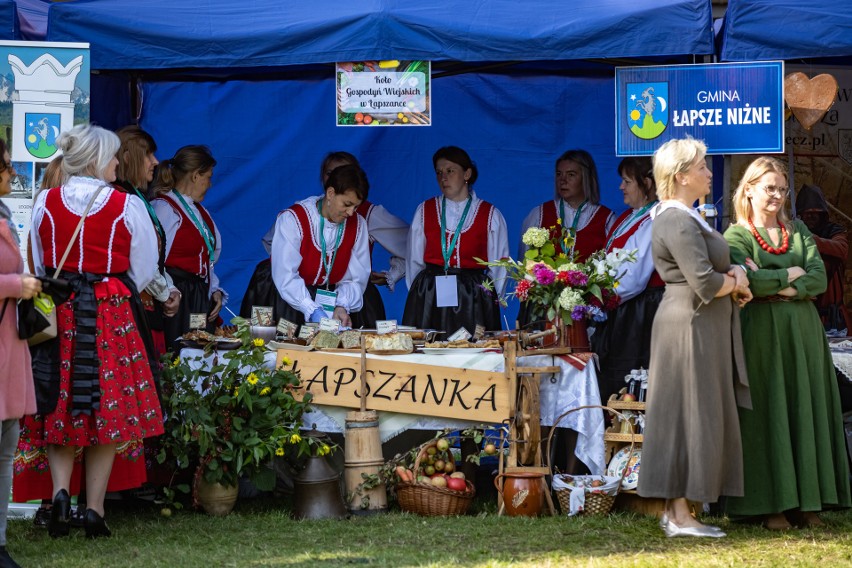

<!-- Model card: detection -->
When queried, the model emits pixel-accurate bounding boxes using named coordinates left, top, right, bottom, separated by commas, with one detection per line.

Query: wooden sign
left=278, top=349, right=512, bottom=423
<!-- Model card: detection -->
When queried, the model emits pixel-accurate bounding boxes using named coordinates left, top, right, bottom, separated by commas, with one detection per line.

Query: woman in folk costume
left=270, top=164, right=371, bottom=328
left=115, top=126, right=181, bottom=356
left=244, top=151, right=408, bottom=327
left=20, top=124, right=164, bottom=538
left=517, top=149, right=614, bottom=327
left=403, top=146, right=509, bottom=335
left=151, top=145, right=224, bottom=349
left=590, top=157, right=663, bottom=402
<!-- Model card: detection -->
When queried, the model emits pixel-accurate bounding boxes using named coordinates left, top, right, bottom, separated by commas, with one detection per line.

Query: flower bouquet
left=480, top=222, right=636, bottom=325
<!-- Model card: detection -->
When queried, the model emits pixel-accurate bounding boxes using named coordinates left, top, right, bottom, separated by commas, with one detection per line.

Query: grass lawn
left=6, top=496, right=852, bottom=567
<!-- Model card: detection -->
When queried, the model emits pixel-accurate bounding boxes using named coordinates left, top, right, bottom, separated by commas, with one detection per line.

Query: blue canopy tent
left=0, top=0, right=19, bottom=40
left=721, top=0, right=852, bottom=61
left=46, top=0, right=715, bottom=324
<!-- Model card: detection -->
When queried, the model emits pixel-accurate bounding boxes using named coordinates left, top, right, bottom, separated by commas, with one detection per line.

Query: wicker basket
left=547, top=405, right=636, bottom=516
left=395, top=442, right=475, bottom=516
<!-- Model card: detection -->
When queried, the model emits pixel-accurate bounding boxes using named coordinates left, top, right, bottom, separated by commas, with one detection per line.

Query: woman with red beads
left=23, top=124, right=164, bottom=538
left=723, top=156, right=850, bottom=530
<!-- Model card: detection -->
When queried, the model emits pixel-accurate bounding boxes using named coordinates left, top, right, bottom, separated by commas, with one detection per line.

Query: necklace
left=748, top=219, right=789, bottom=254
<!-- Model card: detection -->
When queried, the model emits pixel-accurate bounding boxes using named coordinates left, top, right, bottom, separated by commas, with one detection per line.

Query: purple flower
left=532, top=263, right=556, bottom=285
left=571, top=305, right=588, bottom=321
left=587, top=306, right=607, bottom=323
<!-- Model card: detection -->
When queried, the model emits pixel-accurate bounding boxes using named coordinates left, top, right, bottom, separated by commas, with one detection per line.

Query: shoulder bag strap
left=52, top=184, right=107, bottom=279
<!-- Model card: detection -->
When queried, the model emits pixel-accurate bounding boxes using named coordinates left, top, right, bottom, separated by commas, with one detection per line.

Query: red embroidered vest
left=291, top=202, right=359, bottom=286
left=607, top=209, right=664, bottom=289
left=157, top=193, right=217, bottom=278
left=40, top=186, right=132, bottom=274
left=539, top=201, right=611, bottom=262
left=422, top=197, right=492, bottom=269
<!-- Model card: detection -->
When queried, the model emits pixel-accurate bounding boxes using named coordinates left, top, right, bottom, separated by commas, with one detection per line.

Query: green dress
left=724, top=220, right=851, bottom=516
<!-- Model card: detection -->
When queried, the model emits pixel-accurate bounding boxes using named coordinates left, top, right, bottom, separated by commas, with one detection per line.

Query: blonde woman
left=637, top=137, right=751, bottom=538
left=723, top=157, right=850, bottom=529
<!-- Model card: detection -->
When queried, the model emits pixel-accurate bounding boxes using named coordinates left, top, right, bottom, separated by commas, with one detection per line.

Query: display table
left=178, top=348, right=606, bottom=474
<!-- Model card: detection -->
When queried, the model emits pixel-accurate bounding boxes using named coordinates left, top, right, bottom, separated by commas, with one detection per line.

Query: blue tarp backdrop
left=40, top=0, right=720, bottom=324
left=721, top=0, right=852, bottom=61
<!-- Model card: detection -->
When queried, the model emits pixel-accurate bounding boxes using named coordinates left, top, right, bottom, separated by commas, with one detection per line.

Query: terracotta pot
left=195, top=479, right=238, bottom=516
left=494, top=472, right=544, bottom=517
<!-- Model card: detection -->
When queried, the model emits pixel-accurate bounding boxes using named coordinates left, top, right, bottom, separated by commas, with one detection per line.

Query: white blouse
left=152, top=189, right=226, bottom=302
left=270, top=195, right=370, bottom=318
left=263, top=202, right=408, bottom=291
left=405, top=192, right=509, bottom=296
left=31, top=176, right=158, bottom=293
left=607, top=211, right=656, bottom=302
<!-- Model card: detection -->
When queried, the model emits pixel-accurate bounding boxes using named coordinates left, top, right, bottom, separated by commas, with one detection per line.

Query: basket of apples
left=394, top=437, right=475, bottom=516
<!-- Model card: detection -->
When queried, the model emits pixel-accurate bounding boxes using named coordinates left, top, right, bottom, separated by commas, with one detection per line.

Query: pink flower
left=531, top=263, right=556, bottom=285
left=566, top=271, right=588, bottom=287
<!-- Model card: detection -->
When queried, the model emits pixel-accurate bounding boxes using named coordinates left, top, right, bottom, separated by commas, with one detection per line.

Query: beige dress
left=636, top=207, right=750, bottom=503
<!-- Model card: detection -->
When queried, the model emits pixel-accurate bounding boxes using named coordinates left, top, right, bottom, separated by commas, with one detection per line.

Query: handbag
left=20, top=184, right=107, bottom=346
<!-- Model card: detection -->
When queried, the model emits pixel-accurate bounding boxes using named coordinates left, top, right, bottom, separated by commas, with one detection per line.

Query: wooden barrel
left=344, top=410, right=387, bottom=513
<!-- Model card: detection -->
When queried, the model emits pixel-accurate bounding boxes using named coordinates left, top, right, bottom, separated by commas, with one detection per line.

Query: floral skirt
left=13, top=278, right=163, bottom=500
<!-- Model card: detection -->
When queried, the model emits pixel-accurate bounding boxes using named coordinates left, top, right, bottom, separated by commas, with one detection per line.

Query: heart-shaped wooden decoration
left=784, top=72, right=838, bottom=130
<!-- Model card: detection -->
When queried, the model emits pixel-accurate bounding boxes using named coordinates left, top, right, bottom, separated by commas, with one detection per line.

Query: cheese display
left=365, top=332, right=414, bottom=353
left=339, top=330, right=362, bottom=349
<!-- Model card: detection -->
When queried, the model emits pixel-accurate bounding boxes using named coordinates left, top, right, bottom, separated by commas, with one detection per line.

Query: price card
left=447, top=327, right=472, bottom=342
left=473, top=324, right=486, bottom=340
left=251, top=305, right=273, bottom=326
left=277, top=318, right=298, bottom=339
left=319, top=317, right=341, bottom=333
left=189, top=313, right=207, bottom=330
left=435, top=275, right=458, bottom=307
left=297, top=325, right=316, bottom=340
left=315, top=289, right=338, bottom=318
left=376, top=320, right=398, bottom=335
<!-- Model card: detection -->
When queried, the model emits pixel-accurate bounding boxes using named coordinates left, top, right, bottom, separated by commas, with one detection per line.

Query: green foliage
left=157, top=318, right=317, bottom=488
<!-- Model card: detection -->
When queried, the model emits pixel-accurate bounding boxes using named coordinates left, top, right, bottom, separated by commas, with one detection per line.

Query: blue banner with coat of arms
left=616, top=62, right=784, bottom=156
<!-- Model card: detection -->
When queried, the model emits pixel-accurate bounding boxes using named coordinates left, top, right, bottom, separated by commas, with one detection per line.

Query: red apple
left=620, top=393, right=637, bottom=402
left=446, top=477, right=467, bottom=492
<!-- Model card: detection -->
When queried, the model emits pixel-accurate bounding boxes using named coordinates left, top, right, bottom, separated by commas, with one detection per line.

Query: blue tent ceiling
left=47, top=0, right=714, bottom=70
left=721, top=0, right=852, bottom=61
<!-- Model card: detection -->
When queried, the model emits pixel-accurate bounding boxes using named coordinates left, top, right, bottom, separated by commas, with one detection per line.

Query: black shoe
left=33, top=505, right=51, bottom=528
left=48, top=489, right=71, bottom=538
left=0, top=546, right=23, bottom=568
left=83, top=509, right=112, bottom=539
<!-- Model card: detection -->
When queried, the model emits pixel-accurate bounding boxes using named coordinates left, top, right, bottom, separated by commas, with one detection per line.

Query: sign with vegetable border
left=336, top=60, right=431, bottom=126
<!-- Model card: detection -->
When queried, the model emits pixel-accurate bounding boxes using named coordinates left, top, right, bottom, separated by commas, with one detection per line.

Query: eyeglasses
left=757, top=184, right=789, bottom=198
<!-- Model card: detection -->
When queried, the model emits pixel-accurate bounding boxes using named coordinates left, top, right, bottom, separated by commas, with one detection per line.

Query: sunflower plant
left=157, top=318, right=318, bottom=491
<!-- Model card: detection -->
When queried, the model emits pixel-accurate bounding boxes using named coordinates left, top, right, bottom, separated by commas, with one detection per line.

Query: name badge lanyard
left=174, top=191, right=215, bottom=265
left=318, top=198, right=344, bottom=289
left=440, top=196, right=473, bottom=272
left=605, top=200, right=657, bottom=251
left=559, top=198, right=587, bottom=259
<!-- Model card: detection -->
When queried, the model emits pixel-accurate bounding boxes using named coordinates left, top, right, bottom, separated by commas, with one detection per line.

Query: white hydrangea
left=558, top=288, right=584, bottom=311
left=522, top=227, right=550, bottom=249
left=556, top=262, right=581, bottom=272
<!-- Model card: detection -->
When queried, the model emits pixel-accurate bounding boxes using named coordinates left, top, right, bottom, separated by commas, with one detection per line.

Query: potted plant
left=157, top=318, right=316, bottom=515
left=479, top=221, right=636, bottom=344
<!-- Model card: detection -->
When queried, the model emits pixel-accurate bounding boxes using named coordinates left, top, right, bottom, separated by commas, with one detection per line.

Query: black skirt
left=590, top=286, right=664, bottom=402
left=402, top=264, right=500, bottom=335
left=162, top=266, right=213, bottom=351
left=239, top=258, right=376, bottom=327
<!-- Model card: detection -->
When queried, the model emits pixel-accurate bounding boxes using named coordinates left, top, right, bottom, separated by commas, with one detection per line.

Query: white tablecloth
left=178, top=348, right=605, bottom=474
